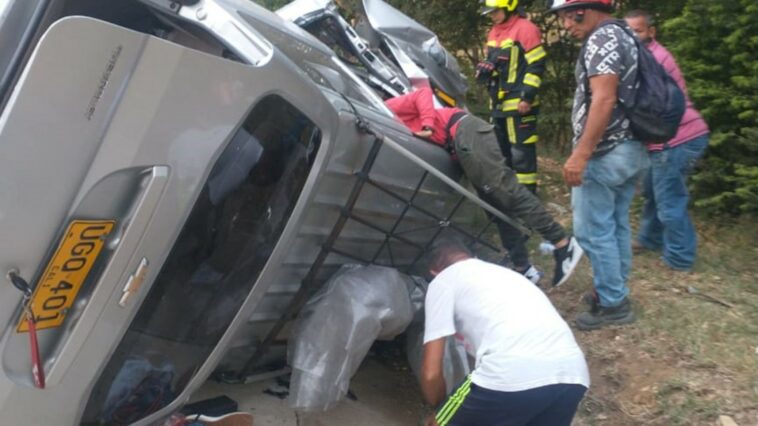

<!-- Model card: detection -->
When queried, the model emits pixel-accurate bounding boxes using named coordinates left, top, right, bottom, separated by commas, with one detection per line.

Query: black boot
left=575, top=297, right=635, bottom=330
left=580, top=289, right=599, bottom=311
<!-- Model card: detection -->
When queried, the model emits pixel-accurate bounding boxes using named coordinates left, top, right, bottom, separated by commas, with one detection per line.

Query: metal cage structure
left=233, top=115, right=527, bottom=380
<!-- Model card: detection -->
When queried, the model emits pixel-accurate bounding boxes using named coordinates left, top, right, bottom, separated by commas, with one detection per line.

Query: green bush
left=664, top=0, right=758, bottom=215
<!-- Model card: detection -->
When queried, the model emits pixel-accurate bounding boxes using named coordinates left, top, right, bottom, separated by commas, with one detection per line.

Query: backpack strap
left=444, top=111, right=468, bottom=157
left=578, top=20, right=640, bottom=107
left=578, top=19, right=635, bottom=75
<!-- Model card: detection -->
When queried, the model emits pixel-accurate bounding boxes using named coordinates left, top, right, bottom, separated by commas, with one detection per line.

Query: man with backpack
left=625, top=10, right=710, bottom=271
left=549, top=0, right=651, bottom=330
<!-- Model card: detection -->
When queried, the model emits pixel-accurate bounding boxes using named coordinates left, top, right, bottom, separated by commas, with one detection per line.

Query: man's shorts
left=435, top=376, right=586, bottom=426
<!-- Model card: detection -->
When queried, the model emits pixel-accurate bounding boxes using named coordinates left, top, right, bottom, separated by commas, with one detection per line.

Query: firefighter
left=477, top=0, right=547, bottom=193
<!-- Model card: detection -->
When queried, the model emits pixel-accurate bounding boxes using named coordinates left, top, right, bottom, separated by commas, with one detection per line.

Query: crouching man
left=420, top=238, right=589, bottom=426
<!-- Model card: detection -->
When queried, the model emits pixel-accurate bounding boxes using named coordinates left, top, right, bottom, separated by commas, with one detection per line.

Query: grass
left=527, top=158, right=758, bottom=425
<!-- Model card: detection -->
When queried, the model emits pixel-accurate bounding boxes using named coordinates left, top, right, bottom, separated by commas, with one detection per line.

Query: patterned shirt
left=572, top=22, right=639, bottom=155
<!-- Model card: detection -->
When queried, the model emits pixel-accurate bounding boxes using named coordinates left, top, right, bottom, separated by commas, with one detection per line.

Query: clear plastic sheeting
left=287, top=264, right=416, bottom=412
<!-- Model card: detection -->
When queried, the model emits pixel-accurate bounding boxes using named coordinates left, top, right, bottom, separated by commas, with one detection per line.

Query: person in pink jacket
left=385, top=87, right=584, bottom=287
left=626, top=10, right=710, bottom=271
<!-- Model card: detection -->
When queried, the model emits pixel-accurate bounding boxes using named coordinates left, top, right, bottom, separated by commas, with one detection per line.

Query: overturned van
left=0, top=0, right=513, bottom=424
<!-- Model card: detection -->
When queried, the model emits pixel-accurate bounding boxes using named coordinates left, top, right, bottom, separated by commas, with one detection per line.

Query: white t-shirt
left=423, top=258, right=590, bottom=392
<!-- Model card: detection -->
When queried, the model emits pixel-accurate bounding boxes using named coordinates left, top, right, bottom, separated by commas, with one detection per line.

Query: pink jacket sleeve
left=385, top=87, right=436, bottom=129
left=413, top=88, right=437, bottom=129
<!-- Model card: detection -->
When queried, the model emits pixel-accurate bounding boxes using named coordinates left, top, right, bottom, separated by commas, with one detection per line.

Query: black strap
left=444, top=111, right=468, bottom=156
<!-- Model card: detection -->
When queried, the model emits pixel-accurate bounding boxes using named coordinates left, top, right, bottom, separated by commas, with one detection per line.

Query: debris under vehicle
left=287, top=265, right=416, bottom=412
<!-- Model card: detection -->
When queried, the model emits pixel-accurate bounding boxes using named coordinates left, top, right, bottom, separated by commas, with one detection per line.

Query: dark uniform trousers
left=493, top=112, right=539, bottom=194
left=453, top=115, right=565, bottom=267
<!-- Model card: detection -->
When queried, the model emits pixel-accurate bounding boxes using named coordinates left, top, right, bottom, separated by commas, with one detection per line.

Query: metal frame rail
left=236, top=120, right=523, bottom=379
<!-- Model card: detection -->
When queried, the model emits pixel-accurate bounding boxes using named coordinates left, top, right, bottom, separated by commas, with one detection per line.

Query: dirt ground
left=191, top=158, right=758, bottom=426
left=192, top=357, right=424, bottom=426
left=535, top=158, right=758, bottom=426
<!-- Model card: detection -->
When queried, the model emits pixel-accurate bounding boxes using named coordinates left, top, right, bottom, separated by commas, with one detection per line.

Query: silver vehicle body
left=0, top=0, right=503, bottom=424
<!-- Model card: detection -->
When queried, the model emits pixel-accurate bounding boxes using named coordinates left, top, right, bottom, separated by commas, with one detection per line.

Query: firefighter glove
left=476, top=61, right=496, bottom=82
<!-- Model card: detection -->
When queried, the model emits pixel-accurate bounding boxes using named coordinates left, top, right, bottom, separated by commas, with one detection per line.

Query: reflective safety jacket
left=485, top=15, right=547, bottom=117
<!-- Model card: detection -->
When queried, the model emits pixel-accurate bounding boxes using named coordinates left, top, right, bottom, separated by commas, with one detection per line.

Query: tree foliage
left=664, top=0, right=758, bottom=214
left=385, top=0, right=487, bottom=63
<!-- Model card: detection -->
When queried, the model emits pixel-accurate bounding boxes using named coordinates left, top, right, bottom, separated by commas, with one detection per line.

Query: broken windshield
left=240, top=11, right=384, bottom=110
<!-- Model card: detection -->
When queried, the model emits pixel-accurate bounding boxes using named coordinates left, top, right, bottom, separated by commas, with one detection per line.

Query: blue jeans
left=572, top=141, right=649, bottom=307
left=637, top=135, right=709, bottom=270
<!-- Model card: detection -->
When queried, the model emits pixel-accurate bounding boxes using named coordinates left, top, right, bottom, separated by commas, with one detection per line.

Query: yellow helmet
left=481, top=0, right=519, bottom=14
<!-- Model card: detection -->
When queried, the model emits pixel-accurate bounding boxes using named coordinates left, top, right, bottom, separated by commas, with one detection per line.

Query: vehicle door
left=0, top=10, right=332, bottom=425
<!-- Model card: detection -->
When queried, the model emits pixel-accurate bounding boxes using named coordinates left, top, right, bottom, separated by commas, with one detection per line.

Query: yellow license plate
left=17, top=220, right=115, bottom=333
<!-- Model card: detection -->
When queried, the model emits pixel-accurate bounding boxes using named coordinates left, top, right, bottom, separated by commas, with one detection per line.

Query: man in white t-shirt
left=421, top=239, right=589, bottom=426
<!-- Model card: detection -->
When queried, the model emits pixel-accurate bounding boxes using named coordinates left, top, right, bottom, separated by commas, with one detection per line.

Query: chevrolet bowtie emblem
left=118, top=258, right=149, bottom=307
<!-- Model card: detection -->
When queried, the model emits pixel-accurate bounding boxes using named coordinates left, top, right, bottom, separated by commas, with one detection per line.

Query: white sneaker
left=552, top=236, right=584, bottom=287
left=521, top=265, right=544, bottom=284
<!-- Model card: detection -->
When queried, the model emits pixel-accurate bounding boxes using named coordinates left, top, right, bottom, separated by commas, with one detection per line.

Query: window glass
left=0, top=0, right=48, bottom=106
left=304, top=16, right=365, bottom=70
left=81, top=95, right=321, bottom=425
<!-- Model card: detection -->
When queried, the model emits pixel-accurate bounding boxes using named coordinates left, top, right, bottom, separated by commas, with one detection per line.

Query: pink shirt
left=646, top=39, right=709, bottom=151
left=385, top=87, right=465, bottom=147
